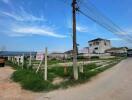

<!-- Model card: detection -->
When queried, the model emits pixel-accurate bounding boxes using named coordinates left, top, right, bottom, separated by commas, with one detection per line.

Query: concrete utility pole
left=44, top=47, right=48, bottom=80
left=72, top=0, right=78, bottom=80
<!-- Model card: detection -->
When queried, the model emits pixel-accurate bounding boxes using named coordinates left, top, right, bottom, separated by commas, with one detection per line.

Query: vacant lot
left=0, top=58, right=132, bottom=100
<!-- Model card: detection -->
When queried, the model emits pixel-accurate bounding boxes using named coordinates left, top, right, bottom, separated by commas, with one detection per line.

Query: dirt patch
left=52, top=77, right=64, bottom=85
left=0, top=66, right=40, bottom=100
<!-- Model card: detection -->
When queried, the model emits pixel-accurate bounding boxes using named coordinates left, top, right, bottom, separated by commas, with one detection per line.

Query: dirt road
left=0, top=66, right=39, bottom=100
left=0, top=58, right=132, bottom=100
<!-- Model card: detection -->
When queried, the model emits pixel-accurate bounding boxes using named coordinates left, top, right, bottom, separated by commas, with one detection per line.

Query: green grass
left=31, top=59, right=63, bottom=65
left=8, top=57, right=124, bottom=92
left=11, top=69, right=58, bottom=92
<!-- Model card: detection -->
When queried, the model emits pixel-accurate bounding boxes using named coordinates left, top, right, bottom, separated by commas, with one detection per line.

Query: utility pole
left=72, top=0, right=78, bottom=80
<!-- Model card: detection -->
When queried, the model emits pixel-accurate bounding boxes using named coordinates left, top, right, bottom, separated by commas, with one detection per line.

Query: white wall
left=89, top=40, right=111, bottom=54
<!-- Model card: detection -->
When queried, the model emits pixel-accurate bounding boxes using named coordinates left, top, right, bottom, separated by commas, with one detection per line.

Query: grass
left=7, top=57, right=124, bottom=92
left=11, top=69, right=58, bottom=92
left=31, top=59, right=63, bottom=65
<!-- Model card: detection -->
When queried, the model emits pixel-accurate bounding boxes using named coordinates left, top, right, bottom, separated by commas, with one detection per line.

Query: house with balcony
left=88, top=38, right=111, bottom=54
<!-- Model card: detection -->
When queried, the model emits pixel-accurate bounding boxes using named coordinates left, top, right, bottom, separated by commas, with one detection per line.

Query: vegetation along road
left=0, top=58, right=132, bottom=100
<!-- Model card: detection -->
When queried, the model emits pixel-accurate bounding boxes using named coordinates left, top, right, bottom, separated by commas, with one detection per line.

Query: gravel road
left=0, top=58, right=132, bottom=100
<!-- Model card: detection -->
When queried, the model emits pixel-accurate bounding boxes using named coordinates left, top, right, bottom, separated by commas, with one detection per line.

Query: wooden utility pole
left=72, top=0, right=78, bottom=80
left=44, top=47, right=48, bottom=80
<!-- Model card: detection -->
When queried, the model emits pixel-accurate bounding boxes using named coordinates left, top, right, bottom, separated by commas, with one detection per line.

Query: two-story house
left=88, top=38, right=111, bottom=54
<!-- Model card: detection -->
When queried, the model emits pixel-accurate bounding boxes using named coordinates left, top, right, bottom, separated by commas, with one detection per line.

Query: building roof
left=64, top=50, right=73, bottom=54
left=88, top=38, right=110, bottom=42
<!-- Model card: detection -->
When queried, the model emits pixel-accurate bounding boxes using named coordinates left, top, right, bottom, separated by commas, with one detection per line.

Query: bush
left=83, top=63, right=99, bottom=71
left=77, top=56, right=85, bottom=60
left=11, top=69, right=56, bottom=92
left=48, top=67, right=73, bottom=79
left=91, top=56, right=99, bottom=59
left=10, top=58, right=122, bottom=92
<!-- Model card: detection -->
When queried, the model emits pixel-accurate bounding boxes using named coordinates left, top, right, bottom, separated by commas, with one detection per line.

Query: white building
left=88, top=38, right=111, bottom=54
left=49, top=52, right=67, bottom=59
left=79, top=47, right=89, bottom=54
left=105, top=47, right=127, bottom=55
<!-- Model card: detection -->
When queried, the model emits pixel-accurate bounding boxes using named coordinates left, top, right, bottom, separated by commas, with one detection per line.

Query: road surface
left=0, top=58, right=132, bottom=100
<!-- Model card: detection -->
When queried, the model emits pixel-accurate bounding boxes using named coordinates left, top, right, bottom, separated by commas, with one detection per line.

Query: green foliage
left=77, top=56, right=85, bottom=60
left=90, top=56, right=100, bottom=59
left=48, top=66, right=72, bottom=78
left=83, top=63, right=99, bottom=71
left=9, top=57, right=124, bottom=92
left=11, top=69, right=56, bottom=92
left=48, top=59, right=62, bottom=65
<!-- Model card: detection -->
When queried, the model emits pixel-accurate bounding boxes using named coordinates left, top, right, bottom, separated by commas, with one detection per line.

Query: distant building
left=79, top=47, right=89, bottom=54
left=127, top=49, right=132, bottom=57
left=105, top=47, right=128, bottom=56
left=88, top=38, right=111, bottom=54
left=49, top=52, right=67, bottom=60
left=64, top=50, right=73, bottom=58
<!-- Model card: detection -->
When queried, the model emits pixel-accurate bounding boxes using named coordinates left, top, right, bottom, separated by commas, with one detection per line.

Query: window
left=93, top=42, right=96, bottom=45
left=96, top=42, right=99, bottom=45
left=89, top=44, right=92, bottom=46
left=95, top=47, right=98, bottom=50
left=104, top=42, right=107, bottom=45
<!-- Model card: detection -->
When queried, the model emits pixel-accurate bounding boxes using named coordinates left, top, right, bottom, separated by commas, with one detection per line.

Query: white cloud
left=67, top=21, right=89, bottom=33
left=124, top=28, right=132, bottom=35
left=76, top=25, right=89, bottom=32
left=1, top=11, right=45, bottom=22
left=11, top=26, right=67, bottom=38
left=110, top=38, right=122, bottom=41
left=0, top=6, right=66, bottom=38
left=1, top=0, right=10, bottom=4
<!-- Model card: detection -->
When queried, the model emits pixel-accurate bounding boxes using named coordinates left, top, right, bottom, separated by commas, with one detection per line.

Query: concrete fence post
left=22, top=54, right=24, bottom=69
left=29, top=52, right=32, bottom=67
left=79, top=62, right=84, bottom=73
left=44, top=47, right=48, bottom=80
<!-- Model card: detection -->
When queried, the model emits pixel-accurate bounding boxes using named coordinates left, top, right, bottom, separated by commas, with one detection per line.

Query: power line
left=77, top=0, right=132, bottom=42
left=78, top=9, right=132, bottom=43
left=61, top=0, right=132, bottom=43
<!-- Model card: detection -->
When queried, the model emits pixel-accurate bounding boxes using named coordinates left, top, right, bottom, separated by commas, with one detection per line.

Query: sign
left=36, top=52, right=44, bottom=60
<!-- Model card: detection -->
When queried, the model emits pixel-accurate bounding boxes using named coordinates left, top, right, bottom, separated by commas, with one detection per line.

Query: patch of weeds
left=10, top=58, right=123, bottom=92
left=11, top=69, right=58, bottom=92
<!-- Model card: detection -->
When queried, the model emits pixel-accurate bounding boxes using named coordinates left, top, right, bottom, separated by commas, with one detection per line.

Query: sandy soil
left=0, top=66, right=40, bottom=100
left=0, top=58, right=132, bottom=100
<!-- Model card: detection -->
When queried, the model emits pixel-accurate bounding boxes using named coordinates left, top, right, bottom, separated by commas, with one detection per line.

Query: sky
left=0, top=0, right=132, bottom=52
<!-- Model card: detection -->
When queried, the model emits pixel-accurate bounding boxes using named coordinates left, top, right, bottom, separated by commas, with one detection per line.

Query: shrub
left=11, top=69, right=56, bottom=92
left=91, top=56, right=99, bottom=59
left=83, top=63, right=99, bottom=71
left=77, top=56, right=85, bottom=60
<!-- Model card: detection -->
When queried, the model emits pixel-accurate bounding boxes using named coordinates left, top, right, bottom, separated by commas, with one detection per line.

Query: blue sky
left=0, top=0, right=132, bottom=52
